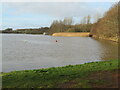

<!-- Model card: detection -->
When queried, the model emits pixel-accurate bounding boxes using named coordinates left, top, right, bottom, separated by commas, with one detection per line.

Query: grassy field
left=2, top=60, right=119, bottom=88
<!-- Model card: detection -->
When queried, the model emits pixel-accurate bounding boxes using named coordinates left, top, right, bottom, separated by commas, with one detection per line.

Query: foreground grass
left=2, top=60, right=119, bottom=88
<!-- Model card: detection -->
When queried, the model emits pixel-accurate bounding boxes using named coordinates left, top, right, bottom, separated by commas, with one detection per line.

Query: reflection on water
left=2, top=34, right=118, bottom=72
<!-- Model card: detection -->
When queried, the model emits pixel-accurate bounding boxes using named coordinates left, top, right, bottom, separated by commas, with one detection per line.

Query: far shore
left=52, top=32, right=90, bottom=37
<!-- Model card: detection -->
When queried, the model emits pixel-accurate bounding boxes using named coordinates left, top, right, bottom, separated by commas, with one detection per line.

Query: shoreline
left=0, top=33, right=43, bottom=35
left=2, top=60, right=119, bottom=88
left=92, top=35, right=118, bottom=43
left=1, top=32, right=118, bottom=43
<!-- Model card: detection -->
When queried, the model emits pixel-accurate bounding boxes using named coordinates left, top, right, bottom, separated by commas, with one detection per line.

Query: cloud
left=0, top=0, right=119, bottom=2
left=3, top=2, right=110, bottom=18
left=2, top=2, right=113, bottom=29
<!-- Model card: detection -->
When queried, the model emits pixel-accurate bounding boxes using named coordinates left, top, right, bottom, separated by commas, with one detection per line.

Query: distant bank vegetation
left=91, top=3, right=119, bottom=42
left=1, top=27, right=49, bottom=34
left=52, top=32, right=90, bottom=37
left=48, top=16, right=93, bottom=35
left=49, top=3, right=119, bottom=42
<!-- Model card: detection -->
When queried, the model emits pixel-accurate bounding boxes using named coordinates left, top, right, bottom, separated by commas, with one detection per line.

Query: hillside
left=90, top=4, right=119, bottom=42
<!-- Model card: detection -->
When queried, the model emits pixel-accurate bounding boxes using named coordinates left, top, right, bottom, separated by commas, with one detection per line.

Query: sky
left=1, top=2, right=115, bottom=30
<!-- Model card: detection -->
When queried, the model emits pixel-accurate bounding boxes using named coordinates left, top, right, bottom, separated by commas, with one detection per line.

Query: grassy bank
left=2, top=60, right=119, bottom=88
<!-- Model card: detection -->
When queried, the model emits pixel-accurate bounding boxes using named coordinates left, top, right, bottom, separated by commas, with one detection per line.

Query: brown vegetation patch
left=91, top=4, right=118, bottom=42
left=87, top=69, right=119, bottom=88
left=52, top=32, right=90, bottom=37
left=57, top=80, right=77, bottom=88
left=57, top=69, right=119, bottom=88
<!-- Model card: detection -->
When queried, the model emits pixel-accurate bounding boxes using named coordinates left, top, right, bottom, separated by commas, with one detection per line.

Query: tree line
left=48, top=16, right=93, bottom=35
left=1, top=27, right=49, bottom=34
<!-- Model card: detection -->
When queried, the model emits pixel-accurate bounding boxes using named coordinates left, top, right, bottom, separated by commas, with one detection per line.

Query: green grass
left=2, top=60, right=119, bottom=88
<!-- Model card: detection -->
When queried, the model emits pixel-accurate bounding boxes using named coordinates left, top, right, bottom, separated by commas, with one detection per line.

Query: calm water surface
left=2, top=34, right=118, bottom=72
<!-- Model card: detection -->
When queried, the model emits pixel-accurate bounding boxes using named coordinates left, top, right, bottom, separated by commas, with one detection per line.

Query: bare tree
left=80, top=16, right=87, bottom=24
left=94, top=13, right=102, bottom=23
left=86, top=15, right=91, bottom=24
left=63, top=17, right=73, bottom=25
